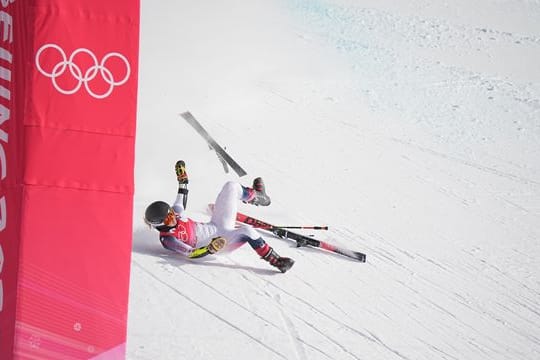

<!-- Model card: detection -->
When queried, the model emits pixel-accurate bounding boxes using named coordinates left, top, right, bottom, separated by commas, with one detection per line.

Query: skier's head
left=144, top=201, right=176, bottom=227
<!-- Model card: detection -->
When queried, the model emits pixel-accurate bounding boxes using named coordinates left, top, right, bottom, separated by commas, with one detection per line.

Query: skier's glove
left=175, top=160, right=188, bottom=185
left=188, top=237, right=227, bottom=259
left=207, top=236, right=227, bottom=254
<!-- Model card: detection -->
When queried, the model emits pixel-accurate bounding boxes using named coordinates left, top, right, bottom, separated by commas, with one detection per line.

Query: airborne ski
left=181, top=111, right=248, bottom=177
left=236, top=212, right=367, bottom=262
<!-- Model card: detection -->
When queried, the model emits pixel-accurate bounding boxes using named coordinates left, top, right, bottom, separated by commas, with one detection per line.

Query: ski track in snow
left=132, top=260, right=290, bottom=359
left=286, top=0, right=540, bottom=169
left=221, top=253, right=379, bottom=359
left=273, top=294, right=309, bottom=360
left=219, top=255, right=338, bottom=359
left=132, top=239, right=418, bottom=359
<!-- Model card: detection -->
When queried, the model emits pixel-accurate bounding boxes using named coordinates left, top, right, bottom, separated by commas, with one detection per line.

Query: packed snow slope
left=128, top=1, right=540, bottom=359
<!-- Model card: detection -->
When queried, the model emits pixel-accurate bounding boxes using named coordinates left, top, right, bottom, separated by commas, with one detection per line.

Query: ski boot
left=262, top=247, right=294, bottom=273
left=246, top=177, right=271, bottom=206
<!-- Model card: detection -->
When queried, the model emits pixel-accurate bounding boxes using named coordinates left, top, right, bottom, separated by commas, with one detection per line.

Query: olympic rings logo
left=35, top=43, right=131, bottom=99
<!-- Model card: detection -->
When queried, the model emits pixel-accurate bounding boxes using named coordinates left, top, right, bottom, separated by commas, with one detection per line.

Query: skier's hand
left=207, top=236, right=227, bottom=254
left=175, top=160, right=188, bottom=184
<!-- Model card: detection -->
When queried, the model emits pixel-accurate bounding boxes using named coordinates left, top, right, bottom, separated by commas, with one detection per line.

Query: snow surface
left=128, top=1, right=540, bottom=359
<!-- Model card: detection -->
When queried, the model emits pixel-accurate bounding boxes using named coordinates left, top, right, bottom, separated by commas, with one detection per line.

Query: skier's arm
left=188, top=237, right=227, bottom=258
left=171, top=198, right=187, bottom=219
left=160, top=236, right=226, bottom=258
left=160, top=235, right=195, bottom=257
left=174, top=160, right=189, bottom=209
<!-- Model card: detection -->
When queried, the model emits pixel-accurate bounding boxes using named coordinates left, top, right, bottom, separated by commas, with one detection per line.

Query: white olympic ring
left=35, top=43, right=131, bottom=99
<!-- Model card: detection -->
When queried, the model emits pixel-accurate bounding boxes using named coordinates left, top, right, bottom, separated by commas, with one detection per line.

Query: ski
left=236, top=212, right=367, bottom=262
left=181, top=111, right=248, bottom=177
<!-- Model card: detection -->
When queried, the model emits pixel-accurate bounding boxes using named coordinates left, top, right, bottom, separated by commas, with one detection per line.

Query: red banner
left=0, top=1, right=24, bottom=356
left=0, top=0, right=139, bottom=358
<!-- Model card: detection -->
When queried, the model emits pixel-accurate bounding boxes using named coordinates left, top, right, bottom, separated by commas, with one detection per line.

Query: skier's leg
left=211, top=179, right=271, bottom=228
left=222, top=227, right=294, bottom=273
left=211, top=181, right=251, bottom=229
left=221, top=226, right=263, bottom=252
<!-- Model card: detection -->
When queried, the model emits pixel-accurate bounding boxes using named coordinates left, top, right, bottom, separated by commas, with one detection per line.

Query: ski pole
left=234, top=213, right=327, bottom=230
left=257, top=225, right=328, bottom=230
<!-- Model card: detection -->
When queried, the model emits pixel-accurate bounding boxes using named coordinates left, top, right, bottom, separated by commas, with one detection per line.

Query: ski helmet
left=144, top=201, right=171, bottom=225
